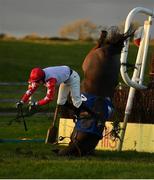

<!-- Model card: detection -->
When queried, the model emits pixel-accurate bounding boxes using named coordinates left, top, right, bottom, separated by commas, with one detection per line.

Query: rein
left=8, top=106, right=28, bottom=131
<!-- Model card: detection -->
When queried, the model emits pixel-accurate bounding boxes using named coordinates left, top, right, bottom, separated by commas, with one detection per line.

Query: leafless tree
left=59, top=19, right=97, bottom=40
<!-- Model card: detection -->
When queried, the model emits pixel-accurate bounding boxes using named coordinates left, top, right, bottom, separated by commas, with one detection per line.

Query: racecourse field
left=0, top=116, right=154, bottom=179
left=0, top=39, right=153, bottom=83
left=0, top=40, right=154, bottom=179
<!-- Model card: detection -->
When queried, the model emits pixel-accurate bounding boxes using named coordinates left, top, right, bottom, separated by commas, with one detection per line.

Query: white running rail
left=120, top=7, right=154, bottom=89
left=118, top=7, right=154, bottom=151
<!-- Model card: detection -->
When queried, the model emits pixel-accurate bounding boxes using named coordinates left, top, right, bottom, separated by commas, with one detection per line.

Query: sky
left=0, top=0, right=154, bottom=37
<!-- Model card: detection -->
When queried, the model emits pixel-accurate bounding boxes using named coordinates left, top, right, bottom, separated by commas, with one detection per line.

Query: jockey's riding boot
left=59, top=102, right=75, bottom=118
left=74, top=102, right=94, bottom=117
left=58, top=104, right=69, bottom=118
left=63, top=101, right=75, bottom=109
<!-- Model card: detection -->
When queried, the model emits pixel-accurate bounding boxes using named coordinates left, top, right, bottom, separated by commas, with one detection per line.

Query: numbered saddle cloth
left=75, top=93, right=114, bottom=138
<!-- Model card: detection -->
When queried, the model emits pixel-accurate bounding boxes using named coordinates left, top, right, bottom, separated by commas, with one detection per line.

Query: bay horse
left=56, top=26, right=135, bottom=156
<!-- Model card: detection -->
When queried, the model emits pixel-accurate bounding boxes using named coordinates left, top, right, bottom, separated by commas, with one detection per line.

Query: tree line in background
left=0, top=19, right=153, bottom=42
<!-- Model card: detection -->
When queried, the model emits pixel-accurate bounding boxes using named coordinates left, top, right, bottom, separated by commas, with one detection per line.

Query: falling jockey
left=16, top=66, right=86, bottom=112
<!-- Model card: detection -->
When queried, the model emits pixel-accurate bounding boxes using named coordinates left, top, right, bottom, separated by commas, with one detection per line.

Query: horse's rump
left=82, top=26, right=135, bottom=99
left=82, top=48, right=121, bottom=98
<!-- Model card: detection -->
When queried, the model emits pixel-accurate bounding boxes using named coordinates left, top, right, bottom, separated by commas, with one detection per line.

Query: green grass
left=0, top=40, right=153, bottom=82
left=0, top=40, right=93, bottom=82
left=0, top=150, right=154, bottom=179
left=0, top=144, right=154, bottom=178
left=0, top=116, right=154, bottom=179
left=0, top=116, right=49, bottom=139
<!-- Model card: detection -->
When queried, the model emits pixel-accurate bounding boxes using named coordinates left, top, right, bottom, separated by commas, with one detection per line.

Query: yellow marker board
left=58, top=118, right=154, bottom=152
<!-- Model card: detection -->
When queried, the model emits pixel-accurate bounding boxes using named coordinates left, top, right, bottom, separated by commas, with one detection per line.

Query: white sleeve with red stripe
left=37, top=78, right=57, bottom=106
left=21, top=82, right=39, bottom=103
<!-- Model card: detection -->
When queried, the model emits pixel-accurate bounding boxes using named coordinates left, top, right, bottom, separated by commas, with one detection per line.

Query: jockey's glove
left=16, top=101, right=24, bottom=109
left=29, top=102, right=38, bottom=110
left=28, top=102, right=38, bottom=115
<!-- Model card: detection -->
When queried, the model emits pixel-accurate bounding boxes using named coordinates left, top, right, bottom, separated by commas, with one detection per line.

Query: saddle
left=75, top=93, right=114, bottom=139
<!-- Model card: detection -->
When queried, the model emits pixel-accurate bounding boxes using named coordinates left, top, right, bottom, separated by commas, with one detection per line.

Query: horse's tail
left=106, top=25, right=135, bottom=54
left=122, top=24, right=136, bottom=41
